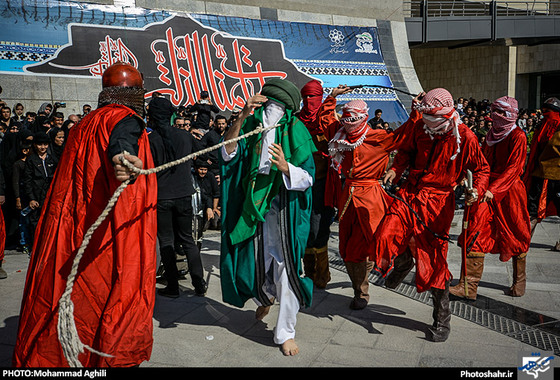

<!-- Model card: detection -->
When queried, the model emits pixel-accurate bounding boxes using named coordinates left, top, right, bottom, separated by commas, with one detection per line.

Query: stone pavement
left=1, top=212, right=559, bottom=371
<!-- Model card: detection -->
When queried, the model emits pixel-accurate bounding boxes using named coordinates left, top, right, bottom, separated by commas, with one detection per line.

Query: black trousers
left=307, top=177, right=335, bottom=249
left=527, top=176, right=560, bottom=218
left=157, top=195, right=205, bottom=291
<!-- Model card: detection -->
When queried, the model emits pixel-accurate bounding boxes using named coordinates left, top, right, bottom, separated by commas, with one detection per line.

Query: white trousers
left=255, top=198, right=300, bottom=345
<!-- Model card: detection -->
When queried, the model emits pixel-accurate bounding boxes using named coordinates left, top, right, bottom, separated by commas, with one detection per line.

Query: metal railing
left=403, top=1, right=560, bottom=18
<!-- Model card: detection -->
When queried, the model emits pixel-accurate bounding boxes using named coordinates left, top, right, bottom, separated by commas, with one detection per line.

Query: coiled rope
left=57, top=122, right=278, bottom=367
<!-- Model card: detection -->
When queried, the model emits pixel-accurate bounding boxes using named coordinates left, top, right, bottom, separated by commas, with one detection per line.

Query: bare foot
left=281, top=339, right=299, bottom=356
left=255, top=305, right=271, bottom=320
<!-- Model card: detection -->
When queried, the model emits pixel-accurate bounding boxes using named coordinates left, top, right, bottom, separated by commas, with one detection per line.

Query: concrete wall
left=410, top=45, right=515, bottom=103
left=1, top=0, right=419, bottom=118
left=410, top=43, right=560, bottom=109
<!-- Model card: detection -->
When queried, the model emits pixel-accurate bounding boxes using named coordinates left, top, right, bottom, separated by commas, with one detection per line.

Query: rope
left=57, top=122, right=278, bottom=367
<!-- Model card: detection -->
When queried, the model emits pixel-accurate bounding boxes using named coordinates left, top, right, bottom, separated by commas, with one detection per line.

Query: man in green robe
left=220, top=78, right=316, bottom=356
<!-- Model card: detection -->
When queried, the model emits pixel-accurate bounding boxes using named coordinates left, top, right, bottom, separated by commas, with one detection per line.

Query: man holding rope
left=13, top=62, right=157, bottom=367
left=371, top=88, right=490, bottom=342
left=220, top=78, right=316, bottom=356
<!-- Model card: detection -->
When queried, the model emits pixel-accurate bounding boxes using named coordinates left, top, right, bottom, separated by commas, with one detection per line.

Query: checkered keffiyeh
left=328, top=99, right=370, bottom=169
left=415, top=88, right=462, bottom=160
left=487, top=96, right=519, bottom=146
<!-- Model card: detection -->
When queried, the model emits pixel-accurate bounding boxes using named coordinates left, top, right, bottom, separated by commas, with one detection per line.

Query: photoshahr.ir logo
left=518, top=352, right=555, bottom=380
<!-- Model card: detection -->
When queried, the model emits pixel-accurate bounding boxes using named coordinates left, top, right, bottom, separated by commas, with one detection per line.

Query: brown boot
left=303, top=248, right=316, bottom=281
left=427, top=281, right=451, bottom=342
left=345, top=260, right=374, bottom=310
left=384, top=248, right=414, bottom=289
left=313, top=245, right=331, bottom=289
left=507, top=254, right=526, bottom=297
left=449, top=254, right=485, bottom=300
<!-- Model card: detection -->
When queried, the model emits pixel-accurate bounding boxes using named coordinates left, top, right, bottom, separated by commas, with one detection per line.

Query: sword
left=348, top=84, right=418, bottom=97
left=462, top=170, right=474, bottom=297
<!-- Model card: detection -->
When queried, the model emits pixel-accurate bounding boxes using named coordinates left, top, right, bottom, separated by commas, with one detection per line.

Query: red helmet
left=102, top=62, right=143, bottom=88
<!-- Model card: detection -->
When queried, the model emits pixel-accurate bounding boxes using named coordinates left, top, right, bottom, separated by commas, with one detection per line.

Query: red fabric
left=324, top=165, right=342, bottom=209
left=13, top=104, right=158, bottom=368
left=317, top=96, right=414, bottom=262
left=524, top=110, right=560, bottom=218
left=299, top=79, right=323, bottom=132
left=459, top=127, right=530, bottom=261
left=0, top=205, right=4, bottom=263
left=299, top=92, right=343, bottom=210
left=371, top=117, right=490, bottom=292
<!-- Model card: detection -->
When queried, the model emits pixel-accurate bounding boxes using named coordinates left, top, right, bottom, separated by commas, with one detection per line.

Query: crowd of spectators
left=0, top=92, right=232, bottom=270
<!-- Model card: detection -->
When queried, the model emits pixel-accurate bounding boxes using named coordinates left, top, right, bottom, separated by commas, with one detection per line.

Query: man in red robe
left=315, top=85, right=414, bottom=310
left=13, top=62, right=158, bottom=367
left=525, top=97, right=560, bottom=247
left=371, top=88, right=489, bottom=342
left=450, top=96, right=531, bottom=300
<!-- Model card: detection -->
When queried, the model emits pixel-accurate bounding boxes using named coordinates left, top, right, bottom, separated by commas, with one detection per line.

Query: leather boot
left=507, top=254, right=526, bottom=297
left=427, top=281, right=451, bottom=342
left=313, top=245, right=331, bottom=289
left=449, top=254, right=485, bottom=300
left=384, top=248, right=414, bottom=289
left=345, top=260, right=373, bottom=310
left=303, top=248, right=316, bottom=282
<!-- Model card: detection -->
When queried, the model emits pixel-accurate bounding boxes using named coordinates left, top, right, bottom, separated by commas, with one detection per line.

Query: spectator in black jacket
left=201, top=114, right=227, bottom=179
left=22, top=132, right=58, bottom=241
left=148, top=96, right=207, bottom=298
left=12, top=141, right=32, bottom=256
left=190, top=91, right=219, bottom=133
left=192, top=159, right=220, bottom=246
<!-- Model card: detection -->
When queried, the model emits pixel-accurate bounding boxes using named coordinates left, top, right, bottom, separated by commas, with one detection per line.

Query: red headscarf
left=487, top=96, right=518, bottom=146
left=299, top=80, right=324, bottom=132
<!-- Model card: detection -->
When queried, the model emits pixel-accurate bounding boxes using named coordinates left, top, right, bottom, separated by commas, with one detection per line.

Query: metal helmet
left=98, top=62, right=146, bottom=116
left=102, top=62, right=143, bottom=89
left=542, top=97, right=560, bottom=113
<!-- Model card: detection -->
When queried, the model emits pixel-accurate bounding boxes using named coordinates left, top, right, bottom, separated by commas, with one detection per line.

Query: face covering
left=487, top=96, right=518, bottom=146
left=415, top=88, right=462, bottom=160
left=328, top=99, right=370, bottom=169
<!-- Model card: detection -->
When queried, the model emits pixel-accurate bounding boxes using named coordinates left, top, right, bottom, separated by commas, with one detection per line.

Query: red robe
left=524, top=110, right=560, bottom=219
left=317, top=96, right=415, bottom=262
left=371, top=117, right=490, bottom=292
left=460, top=127, right=530, bottom=261
left=13, top=104, right=158, bottom=367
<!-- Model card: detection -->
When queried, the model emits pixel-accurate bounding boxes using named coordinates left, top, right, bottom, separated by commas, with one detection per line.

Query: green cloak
left=220, top=89, right=316, bottom=309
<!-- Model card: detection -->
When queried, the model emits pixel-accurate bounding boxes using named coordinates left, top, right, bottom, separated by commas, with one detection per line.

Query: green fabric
left=220, top=154, right=315, bottom=309
left=228, top=103, right=316, bottom=245
left=219, top=93, right=316, bottom=309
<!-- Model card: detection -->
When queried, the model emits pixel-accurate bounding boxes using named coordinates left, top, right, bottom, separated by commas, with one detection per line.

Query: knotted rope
left=58, top=123, right=278, bottom=367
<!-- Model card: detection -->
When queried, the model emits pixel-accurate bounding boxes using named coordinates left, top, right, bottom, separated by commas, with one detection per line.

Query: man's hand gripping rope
left=57, top=122, right=279, bottom=367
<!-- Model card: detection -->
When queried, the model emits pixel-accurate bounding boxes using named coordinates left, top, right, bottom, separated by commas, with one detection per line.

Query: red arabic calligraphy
left=147, top=27, right=288, bottom=110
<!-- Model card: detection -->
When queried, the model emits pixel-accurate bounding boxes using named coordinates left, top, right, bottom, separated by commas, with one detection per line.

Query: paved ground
left=1, top=212, right=559, bottom=372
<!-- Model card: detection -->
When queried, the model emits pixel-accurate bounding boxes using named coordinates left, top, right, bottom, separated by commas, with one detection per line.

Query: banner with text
left=0, top=0, right=409, bottom=124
